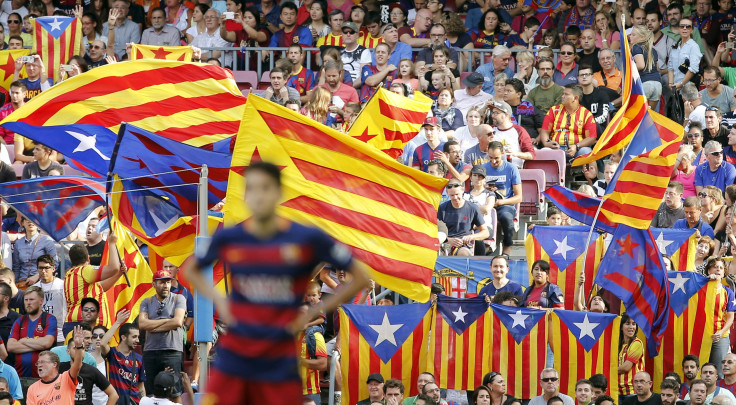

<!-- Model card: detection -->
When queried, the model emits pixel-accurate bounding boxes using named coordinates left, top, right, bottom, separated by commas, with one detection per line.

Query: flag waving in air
left=348, top=88, right=432, bottom=158
left=32, top=16, right=82, bottom=83
left=550, top=310, right=620, bottom=399
left=130, top=44, right=193, bottom=61
left=224, top=96, right=447, bottom=302
left=428, top=296, right=492, bottom=390
left=525, top=225, right=604, bottom=309
left=594, top=225, right=671, bottom=354
left=0, top=176, right=105, bottom=241
left=650, top=228, right=697, bottom=272
left=489, top=304, right=547, bottom=399
left=339, top=303, right=432, bottom=405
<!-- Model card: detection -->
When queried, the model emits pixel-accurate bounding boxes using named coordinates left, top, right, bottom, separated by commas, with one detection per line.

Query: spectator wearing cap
left=454, top=72, right=493, bottom=119
left=489, top=101, right=535, bottom=168
left=138, top=269, right=186, bottom=397
left=358, top=373, right=385, bottom=405
left=475, top=45, right=514, bottom=96
left=340, top=21, right=372, bottom=88
left=415, top=24, right=460, bottom=71
left=539, top=84, right=598, bottom=161
left=139, top=369, right=196, bottom=405
left=412, top=117, right=446, bottom=172
left=703, top=106, right=729, bottom=149
left=438, top=178, right=490, bottom=256
left=376, top=23, right=412, bottom=67
left=480, top=141, right=522, bottom=255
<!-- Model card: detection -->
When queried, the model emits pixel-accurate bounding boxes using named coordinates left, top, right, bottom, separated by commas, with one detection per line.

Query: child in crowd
left=542, top=28, right=561, bottom=49
left=341, top=102, right=362, bottom=132
left=393, top=59, right=419, bottom=94
left=546, top=206, right=563, bottom=226
left=421, top=69, right=448, bottom=100
left=564, top=25, right=581, bottom=46
left=303, top=282, right=326, bottom=358
left=592, top=160, right=618, bottom=197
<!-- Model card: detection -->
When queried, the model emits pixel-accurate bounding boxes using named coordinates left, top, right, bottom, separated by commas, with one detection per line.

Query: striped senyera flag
left=551, top=310, right=620, bottom=399
left=428, top=296, right=492, bottom=390
left=489, top=304, right=547, bottom=399
left=32, top=16, right=82, bottom=83
left=130, top=44, right=193, bottom=61
left=339, top=303, right=432, bottom=405
left=223, top=96, right=447, bottom=302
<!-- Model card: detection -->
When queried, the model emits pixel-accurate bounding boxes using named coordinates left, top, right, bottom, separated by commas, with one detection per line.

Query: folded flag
left=130, top=44, right=193, bottom=61
left=339, top=302, right=432, bottom=405
left=0, top=176, right=105, bottom=241
left=428, top=296, right=491, bottom=390
left=550, top=310, right=620, bottom=399
left=223, top=96, right=447, bottom=302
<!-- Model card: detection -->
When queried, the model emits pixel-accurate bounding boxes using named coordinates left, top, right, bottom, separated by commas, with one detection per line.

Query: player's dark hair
left=247, top=161, right=282, bottom=187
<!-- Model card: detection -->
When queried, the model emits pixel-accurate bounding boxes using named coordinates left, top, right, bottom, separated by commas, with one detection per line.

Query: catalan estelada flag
left=651, top=228, right=697, bottom=272
left=428, top=296, right=491, bottom=390
left=130, top=44, right=193, bottom=61
left=550, top=310, right=620, bottom=399
left=339, top=303, right=432, bottom=405
left=347, top=88, right=432, bottom=158
left=573, top=25, right=646, bottom=166
left=0, top=61, right=245, bottom=176
left=489, top=304, right=547, bottom=399
left=644, top=272, right=714, bottom=388
left=223, top=96, right=447, bottom=302
left=101, top=218, right=155, bottom=329
left=0, top=49, right=28, bottom=90
left=31, top=16, right=82, bottom=83
left=525, top=225, right=604, bottom=310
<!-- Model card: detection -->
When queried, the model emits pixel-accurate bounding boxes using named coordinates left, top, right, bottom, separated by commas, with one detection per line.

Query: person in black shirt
left=0, top=269, right=22, bottom=316
left=58, top=340, right=119, bottom=405
left=0, top=283, right=19, bottom=367
left=623, top=372, right=663, bottom=405
left=578, top=29, right=602, bottom=73
left=84, top=218, right=105, bottom=267
left=578, top=65, right=610, bottom=136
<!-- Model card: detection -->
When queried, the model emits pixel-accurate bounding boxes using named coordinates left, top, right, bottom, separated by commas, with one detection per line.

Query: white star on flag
left=48, top=17, right=63, bottom=31
left=509, top=310, right=529, bottom=329
left=369, top=313, right=403, bottom=347
left=655, top=232, right=674, bottom=254
left=668, top=273, right=689, bottom=294
left=66, top=131, right=110, bottom=160
left=452, top=306, right=468, bottom=323
left=573, top=314, right=600, bottom=340
left=553, top=236, right=575, bottom=260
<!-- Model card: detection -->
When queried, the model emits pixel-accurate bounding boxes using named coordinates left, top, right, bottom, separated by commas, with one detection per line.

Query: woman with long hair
left=470, top=9, right=507, bottom=64
left=301, top=87, right=334, bottom=126
left=164, top=0, right=189, bottom=33
left=186, top=3, right=209, bottom=43
left=593, top=11, right=620, bottom=49
left=389, top=4, right=407, bottom=29
left=701, top=185, right=727, bottom=233
left=474, top=385, right=492, bottom=405
left=629, top=24, right=661, bottom=108
left=445, top=13, right=474, bottom=72
left=218, top=6, right=269, bottom=71
left=542, top=28, right=560, bottom=49
left=304, top=0, right=330, bottom=43
left=317, top=47, right=353, bottom=87
left=520, top=260, right=564, bottom=308
left=705, top=256, right=735, bottom=373
left=618, top=313, right=644, bottom=396
left=90, top=0, right=110, bottom=22
left=392, top=59, right=419, bottom=93
left=513, top=50, right=538, bottom=94
left=483, top=372, right=521, bottom=405
left=59, top=55, right=88, bottom=81
left=454, top=106, right=485, bottom=153
left=669, top=17, right=702, bottom=90
left=135, top=0, right=160, bottom=27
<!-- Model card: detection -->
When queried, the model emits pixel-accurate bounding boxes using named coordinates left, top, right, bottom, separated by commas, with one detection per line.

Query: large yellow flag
left=348, top=88, right=432, bottom=158
left=130, top=44, right=193, bottom=61
left=223, top=96, right=447, bottom=302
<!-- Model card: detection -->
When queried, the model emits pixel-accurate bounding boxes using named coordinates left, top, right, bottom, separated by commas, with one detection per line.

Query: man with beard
left=577, top=29, right=601, bottom=73
left=661, top=379, right=686, bottom=405
left=685, top=363, right=736, bottom=404
left=683, top=356, right=702, bottom=396
left=436, top=140, right=472, bottom=182
left=623, top=372, right=662, bottom=405
left=319, top=60, right=359, bottom=105
left=24, top=325, right=84, bottom=405
left=527, top=58, right=563, bottom=134
left=138, top=269, right=186, bottom=396
left=701, top=68, right=735, bottom=113
left=100, top=311, right=146, bottom=402
left=6, top=286, right=56, bottom=384
left=647, top=11, right=675, bottom=83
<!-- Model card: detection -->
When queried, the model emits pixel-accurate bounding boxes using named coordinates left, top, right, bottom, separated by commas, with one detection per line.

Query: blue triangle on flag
left=555, top=310, right=618, bottom=352
left=342, top=302, right=431, bottom=363
left=651, top=227, right=696, bottom=257
left=530, top=225, right=591, bottom=271
left=491, top=304, right=546, bottom=344
left=667, top=270, right=709, bottom=316
left=35, top=16, right=75, bottom=39
left=437, top=296, right=488, bottom=335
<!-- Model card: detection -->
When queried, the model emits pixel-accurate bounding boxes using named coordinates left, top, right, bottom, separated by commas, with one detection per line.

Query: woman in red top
left=221, top=6, right=270, bottom=71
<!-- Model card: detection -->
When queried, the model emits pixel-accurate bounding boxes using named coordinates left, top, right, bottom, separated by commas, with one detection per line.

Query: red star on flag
left=151, top=47, right=172, bottom=59
left=616, top=234, right=640, bottom=258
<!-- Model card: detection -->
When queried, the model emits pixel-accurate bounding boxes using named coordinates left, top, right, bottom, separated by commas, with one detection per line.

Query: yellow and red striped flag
left=101, top=218, right=155, bottom=329
left=644, top=272, right=714, bottom=388
left=651, top=228, right=697, bottom=272
left=550, top=310, right=620, bottom=399
left=0, top=49, right=28, bottom=90
left=489, top=304, right=547, bottom=399
left=130, top=44, right=193, bottom=61
left=525, top=225, right=604, bottom=310
left=223, top=96, right=447, bottom=302
left=428, top=296, right=491, bottom=390
left=31, top=16, right=82, bottom=83
left=348, top=88, right=432, bottom=158
left=339, top=303, right=432, bottom=405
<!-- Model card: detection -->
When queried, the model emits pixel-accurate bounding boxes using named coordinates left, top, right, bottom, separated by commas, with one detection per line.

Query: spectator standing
left=630, top=25, right=662, bottom=108
left=668, top=18, right=703, bottom=91
left=488, top=100, right=535, bottom=167
left=30, top=255, right=65, bottom=345
left=412, top=117, right=446, bottom=172
left=63, top=239, right=123, bottom=336
left=701, top=68, right=735, bottom=113
left=99, top=313, right=146, bottom=404
left=24, top=326, right=84, bottom=405
left=437, top=178, right=490, bottom=256
left=695, top=141, right=736, bottom=194
left=0, top=282, right=20, bottom=342
left=7, top=286, right=56, bottom=388
left=479, top=256, right=524, bottom=301
left=663, top=4, right=706, bottom=54
left=521, top=260, right=564, bottom=308
left=138, top=269, right=186, bottom=397
left=651, top=182, right=686, bottom=228
left=298, top=303, right=327, bottom=403
left=21, top=142, right=64, bottom=180
left=58, top=337, right=119, bottom=405
left=683, top=83, right=708, bottom=131
left=0, top=81, right=26, bottom=146
left=673, top=196, right=716, bottom=238
left=11, top=218, right=56, bottom=286
left=621, top=372, right=661, bottom=405
left=718, top=353, right=736, bottom=394
left=140, top=8, right=180, bottom=45
left=12, top=55, right=50, bottom=102
left=647, top=12, right=674, bottom=82
left=619, top=314, right=646, bottom=396
left=705, top=258, right=736, bottom=377
left=102, top=1, right=141, bottom=59
left=361, top=42, right=397, bottom=103
left=476, top=45, right=513, bottom=96
left=84, top=218, right=105, bottom=267
left=481, top=141, right=522, bottom=255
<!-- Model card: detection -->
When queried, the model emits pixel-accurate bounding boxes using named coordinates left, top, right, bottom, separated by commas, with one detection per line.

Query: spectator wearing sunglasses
left=695, top=141, right=736, bottom=195
left=31, top=255, right=64, bottom=345
left=528, top=369, right=575, bottom=405
left=138, top=269, right=186, bottom=397
left=668, top=17, right=703, bottom=91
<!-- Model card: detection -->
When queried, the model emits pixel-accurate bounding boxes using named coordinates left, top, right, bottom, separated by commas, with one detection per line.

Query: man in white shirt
left=32, top=254, right=66, bottom=344
left=454, top=72, right=492, bottom=119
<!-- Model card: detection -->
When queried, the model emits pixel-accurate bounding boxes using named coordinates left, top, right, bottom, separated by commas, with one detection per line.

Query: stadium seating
left=233, top=70, right=259, bottom=91
left=519, top=168, right=546, bottom=219
left=258, top=71, right=272, bottom=90
left=523, top=148, right=566, bottom=191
